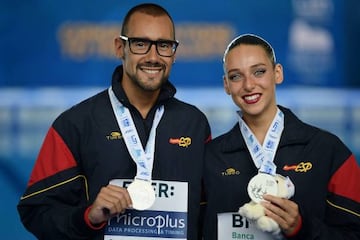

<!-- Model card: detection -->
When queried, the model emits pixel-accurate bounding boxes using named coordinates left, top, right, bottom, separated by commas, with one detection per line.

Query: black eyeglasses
left=120, top=35, right=179, bottom=57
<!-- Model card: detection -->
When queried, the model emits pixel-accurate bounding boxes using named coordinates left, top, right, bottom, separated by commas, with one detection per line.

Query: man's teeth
left=144, top=69, right=160, bottom=74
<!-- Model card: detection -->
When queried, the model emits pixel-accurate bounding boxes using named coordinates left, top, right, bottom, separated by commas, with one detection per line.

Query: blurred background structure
left=1, top=0, right=359, bottom=239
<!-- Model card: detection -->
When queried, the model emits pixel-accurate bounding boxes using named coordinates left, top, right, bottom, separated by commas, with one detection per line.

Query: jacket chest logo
left=169, top=137, right=192, bottom=147
left=106, top=131, right=123, bottom=140
left=283, top=162, right=312, bottom=172
left=221, top=168, right=240, bottom=176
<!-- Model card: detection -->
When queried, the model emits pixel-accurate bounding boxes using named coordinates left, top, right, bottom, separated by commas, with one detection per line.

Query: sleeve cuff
left=285, top=214, right=302, bottom=238
left=84, top=206, right=107, bottom=230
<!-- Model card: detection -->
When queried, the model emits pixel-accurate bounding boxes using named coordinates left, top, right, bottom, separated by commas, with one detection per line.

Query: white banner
left=104, top=179, right=188, bottom=240
left=217, top=212, right=277, bottom=240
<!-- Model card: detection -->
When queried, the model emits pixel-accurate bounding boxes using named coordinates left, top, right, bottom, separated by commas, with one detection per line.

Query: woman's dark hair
left=223, top=34, right=276, bottom=67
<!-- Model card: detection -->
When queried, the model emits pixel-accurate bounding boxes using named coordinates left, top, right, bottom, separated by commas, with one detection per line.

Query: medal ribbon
left=238, top=108, right=284, bottom=175
left=108, top=87, right=164, bottom=181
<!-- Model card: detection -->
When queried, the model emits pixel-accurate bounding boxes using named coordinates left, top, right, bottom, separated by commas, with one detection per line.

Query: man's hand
left=88, top=184, right=133, bottom=224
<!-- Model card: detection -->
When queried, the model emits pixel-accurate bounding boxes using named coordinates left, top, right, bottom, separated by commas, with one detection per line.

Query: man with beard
left=18, top=3, right=211, bottom=240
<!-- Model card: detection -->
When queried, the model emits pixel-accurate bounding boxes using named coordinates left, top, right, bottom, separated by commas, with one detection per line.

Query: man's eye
left=158, top=42, right=171, bottom=49
left=133, top=40, right=146, bottom=48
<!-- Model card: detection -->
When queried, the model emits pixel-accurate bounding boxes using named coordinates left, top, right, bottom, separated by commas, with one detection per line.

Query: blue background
left=2, top=0, right=359, bottom=88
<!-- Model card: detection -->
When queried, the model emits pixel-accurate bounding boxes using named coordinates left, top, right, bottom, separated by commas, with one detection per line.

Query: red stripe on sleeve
left=205, top=134, right=212, bottom=143
left=328, top=155, right=360, bottom=202
left=28, top=127, right=77, bottom=186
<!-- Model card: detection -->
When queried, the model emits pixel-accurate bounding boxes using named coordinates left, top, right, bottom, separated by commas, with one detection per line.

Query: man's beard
left=130, top=63, right=168, bottom=91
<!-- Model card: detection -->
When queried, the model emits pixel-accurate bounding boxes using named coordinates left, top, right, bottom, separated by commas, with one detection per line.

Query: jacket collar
left=220, top=105, right=317, bottom=153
